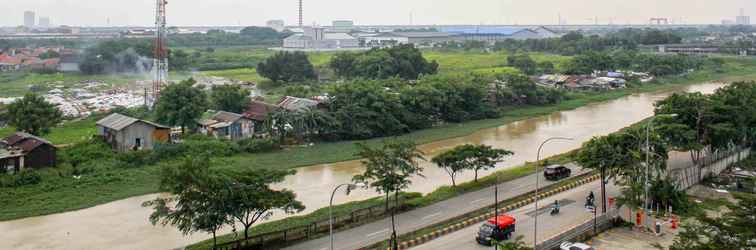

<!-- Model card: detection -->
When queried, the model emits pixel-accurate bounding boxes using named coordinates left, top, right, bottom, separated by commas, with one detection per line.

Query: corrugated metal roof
left=278, top=96, right=319, bottom=112
left=325, top=33, right=356, bottom=40
left=378, top=32, right=451, bottom=38
left=212, top=111, right=244, bottom=123
left=96, top=113, right=170, bottom=131
left=96, top=113, right=139, bottom=131
left=439, top=27, right=528, bottom=35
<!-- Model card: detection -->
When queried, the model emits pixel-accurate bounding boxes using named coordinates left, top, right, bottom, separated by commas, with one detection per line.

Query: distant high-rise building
left=722, top=19, right=735, bottom=25
left=39, top=17, right=51, bottom=27
left=736, top=8, right=751, bottom=25
left=24, top=11, right=35, bottom=27
left=266, top=20, right=285, bottom=32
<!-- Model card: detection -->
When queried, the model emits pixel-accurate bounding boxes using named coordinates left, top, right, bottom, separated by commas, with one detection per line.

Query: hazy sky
left=1, top=0, right=754, bottom=27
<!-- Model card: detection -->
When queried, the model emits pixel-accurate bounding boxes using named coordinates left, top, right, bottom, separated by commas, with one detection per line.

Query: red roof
left=488, top=215, right=515, bottom=229
left=243, top=101, right=280, bottom=121
left=1, top=132, right=55, bottom=153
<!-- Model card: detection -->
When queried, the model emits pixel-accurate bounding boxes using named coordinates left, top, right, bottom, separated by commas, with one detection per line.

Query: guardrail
left=535, top=209, right=619, bottom=250
left=213, top=201, right=409, bottom=250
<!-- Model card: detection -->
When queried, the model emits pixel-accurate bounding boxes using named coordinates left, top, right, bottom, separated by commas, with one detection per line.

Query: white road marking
left=366, top=228, right=390, bottom=238
left=422, top=212, right=442, bottom=220
left=471, top=198, right=488, bottom=204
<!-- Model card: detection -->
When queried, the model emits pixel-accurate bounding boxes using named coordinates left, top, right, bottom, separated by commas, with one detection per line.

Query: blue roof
left=439, top=27, right=528, bottom=36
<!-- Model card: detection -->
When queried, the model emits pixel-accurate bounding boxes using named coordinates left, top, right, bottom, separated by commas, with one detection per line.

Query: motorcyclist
left=551, top=200, right=560, bottom=214
left=586, top=191, right=595, bottom=207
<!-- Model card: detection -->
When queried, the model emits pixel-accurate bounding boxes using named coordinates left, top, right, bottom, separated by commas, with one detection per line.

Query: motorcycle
left=550, top=206, right=560, bottom=215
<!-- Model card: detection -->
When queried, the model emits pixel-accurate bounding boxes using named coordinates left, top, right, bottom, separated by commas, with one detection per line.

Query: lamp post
left=494, top=172, right=500, bottom=250
left=533, top=137, right=573, bottom=249
left=643, top=114, right=676, bottom=229
left=330, top=183, right=366, bottom=250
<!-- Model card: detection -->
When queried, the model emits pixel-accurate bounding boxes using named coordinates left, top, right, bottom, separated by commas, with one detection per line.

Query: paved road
left=412, top=180, right=621, bottom=250
left=283, top=164, right=591, bottom=250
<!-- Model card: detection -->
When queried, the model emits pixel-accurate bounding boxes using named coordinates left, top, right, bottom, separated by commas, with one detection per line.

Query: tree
left=670, top=193, right=756, bottom=250
left=432, top=144, right=513, bottom=186
left=155, top=78, right=208, bottom=133
left=6, top=93, right=63, bottom=136
left=654, top=93, right=714, bottom=165
left=329, top=45, right=438, bottom=80
left=38, top=50, right=60, bottom=59
left=239, top=26, right=280, bottom=40
left=169, top=49, right=191, bottom=71
left=143, top=156, right=230, bottom=248
left=210, top=85, right=251, bottom=113
left=257, top=51, right=317, bottom=82
left=507, top=53, right=538, bottom=75
left=578, top=127, right=668, bottom=212
left=352, top=140, right=424, bottom=250
left=496, top=235, right=532, bottom=250
left=224, top=169, right=304, bottom=240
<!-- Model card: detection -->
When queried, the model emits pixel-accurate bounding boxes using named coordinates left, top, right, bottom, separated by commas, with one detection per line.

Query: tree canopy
left=155, top=78, right=208, bottom=133
left=210, top=84, right=251, bottom=113
left=432, top=144, right=513, bottom=186
left=670, top=193, right=756, bottom=250
left=329, top=44, right=439, bottom=80
left=6, top=93, right=63, bottom=136
left=257, top=51, right=317, bottom=82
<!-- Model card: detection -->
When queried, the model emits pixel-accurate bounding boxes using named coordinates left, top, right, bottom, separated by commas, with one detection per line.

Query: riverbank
left=1, top=60, right=755, bottom=223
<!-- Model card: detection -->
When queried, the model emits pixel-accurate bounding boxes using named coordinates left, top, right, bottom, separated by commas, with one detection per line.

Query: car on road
left=560, top=241, right=594, bottom=250
left=475, top=215, right=516, bottom=246
left=544, top=165, right=572, bottom=181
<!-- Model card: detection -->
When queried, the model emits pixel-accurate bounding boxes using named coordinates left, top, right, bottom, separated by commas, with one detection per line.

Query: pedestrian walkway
left=590, top=226, right=676, bottom=250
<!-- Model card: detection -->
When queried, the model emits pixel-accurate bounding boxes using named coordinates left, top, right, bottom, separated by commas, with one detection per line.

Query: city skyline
left=2, top=0, right=755, bottom=27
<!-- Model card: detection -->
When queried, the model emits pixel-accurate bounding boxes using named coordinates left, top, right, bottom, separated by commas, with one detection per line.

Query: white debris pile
left=44, top=94, right=83, bottom=117
left=83, top=91, right=145, bottom=113
left=0, top=97, right=19, bottom=105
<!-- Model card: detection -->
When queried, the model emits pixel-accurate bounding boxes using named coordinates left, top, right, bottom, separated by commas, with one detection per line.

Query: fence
left=536, top=208, right=620, bottom=250
left=213, top=201, right=407, bottom=250
left=667, top=147, right=751, bottom=190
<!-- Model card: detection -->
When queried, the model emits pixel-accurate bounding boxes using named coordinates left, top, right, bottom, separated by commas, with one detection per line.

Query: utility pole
left=298, top=0, right=304, bottom=27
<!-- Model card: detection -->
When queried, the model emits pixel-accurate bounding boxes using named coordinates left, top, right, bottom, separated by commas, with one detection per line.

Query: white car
left=560, top=242, right=594, bottom=250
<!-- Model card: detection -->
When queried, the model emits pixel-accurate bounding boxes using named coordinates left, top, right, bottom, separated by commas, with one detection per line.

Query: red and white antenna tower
left=152, top=0, right=168, bottom=107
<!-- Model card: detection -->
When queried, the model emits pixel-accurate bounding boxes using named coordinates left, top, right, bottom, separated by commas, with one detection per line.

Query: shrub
left=115, top=150, right=153, bottom=168
left=1, top=170, right=42, bottom=187
left=236, top=138, right=279, bottom=153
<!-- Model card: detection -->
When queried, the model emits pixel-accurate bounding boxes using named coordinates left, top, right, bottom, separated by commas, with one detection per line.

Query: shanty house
left=0, top=132, right=57, bottom=172
left=277, top=96, right=321, bottom=112
left=198, top=111, right=255, bottom=140
left=96, top=113, right=171, bottom=152
left=243, top=101, right=281, bottom=135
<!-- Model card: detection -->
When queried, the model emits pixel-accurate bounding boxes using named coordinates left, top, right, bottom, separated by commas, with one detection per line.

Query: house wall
left=24, top=144, right=56, bottom=169
left=99, top=122, right=163, bottom=152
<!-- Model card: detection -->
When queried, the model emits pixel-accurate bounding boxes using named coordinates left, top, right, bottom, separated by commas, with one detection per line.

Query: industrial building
left=363, top=32, right=455, bottom=47
left=282, top=26, right=359, bottom=50
left=332, top=20, right=355, bottom=32
left=362, top=26, right=561, bottom=47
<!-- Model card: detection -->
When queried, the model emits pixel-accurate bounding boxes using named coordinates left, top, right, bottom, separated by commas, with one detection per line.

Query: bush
left=236, top=138, right=279, bottom=153
left=1, top=170, right=42, bottom=187
left=60, top=138, right=115, bottom=167
left=115, top=150, right=153, bottom=168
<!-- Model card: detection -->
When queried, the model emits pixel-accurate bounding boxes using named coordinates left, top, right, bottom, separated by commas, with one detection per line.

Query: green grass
left=0, top=116, right=98, bottom=145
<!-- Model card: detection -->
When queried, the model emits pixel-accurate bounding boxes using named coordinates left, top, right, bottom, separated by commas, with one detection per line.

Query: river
left=0, top=82, right=725, bottom=250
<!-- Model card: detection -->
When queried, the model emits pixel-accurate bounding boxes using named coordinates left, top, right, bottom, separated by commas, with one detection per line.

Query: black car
left=544, top=165, right=571, bottom=181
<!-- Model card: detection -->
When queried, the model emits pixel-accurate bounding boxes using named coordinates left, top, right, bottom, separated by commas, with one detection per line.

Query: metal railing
left=212, top=202, right=407, bottom=250
left=536, top=209, right=619, bottom=250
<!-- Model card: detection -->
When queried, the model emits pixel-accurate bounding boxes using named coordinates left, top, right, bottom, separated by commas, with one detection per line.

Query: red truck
left=475, top=215, right=516, bottom=245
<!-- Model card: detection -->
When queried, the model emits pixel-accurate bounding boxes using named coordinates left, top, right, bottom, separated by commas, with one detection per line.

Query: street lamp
left=533, top=137, right=573, bottom=249
left=643, top=113, right=676, bottom=230
left=329, top=182, right=366, bottom=250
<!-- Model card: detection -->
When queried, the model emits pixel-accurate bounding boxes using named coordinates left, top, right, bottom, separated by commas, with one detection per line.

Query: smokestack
left=298, top=0, right=303, bottom=27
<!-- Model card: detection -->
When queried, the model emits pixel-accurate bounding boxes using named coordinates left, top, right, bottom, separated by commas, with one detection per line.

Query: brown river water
left=0, top=82, right=725, bottom=250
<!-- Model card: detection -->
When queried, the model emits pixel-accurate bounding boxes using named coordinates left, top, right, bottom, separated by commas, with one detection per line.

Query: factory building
left=282, top=26, right=359, bottom=49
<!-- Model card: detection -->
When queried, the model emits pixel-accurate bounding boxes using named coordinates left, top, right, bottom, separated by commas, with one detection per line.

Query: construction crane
left=152, top=0, right=168, bottom=108
left=298, top=0, right=303, bottom=27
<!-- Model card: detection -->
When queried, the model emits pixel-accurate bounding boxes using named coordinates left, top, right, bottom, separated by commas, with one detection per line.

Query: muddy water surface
left=0, top=82, right=724, bottom=250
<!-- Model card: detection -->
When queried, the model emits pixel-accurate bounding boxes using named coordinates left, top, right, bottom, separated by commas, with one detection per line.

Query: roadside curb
left=390, top=174, right=601, bottom=250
